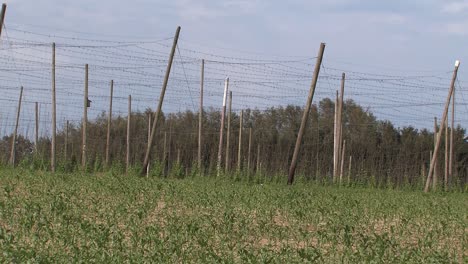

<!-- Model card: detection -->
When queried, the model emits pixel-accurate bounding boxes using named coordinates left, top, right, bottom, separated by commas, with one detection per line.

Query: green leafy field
left=0, top=169, right=466, bottom=263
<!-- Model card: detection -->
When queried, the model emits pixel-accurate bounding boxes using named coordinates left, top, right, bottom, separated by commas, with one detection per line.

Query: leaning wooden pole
left=0, top=4, right=7, bottom=38
left=126, top=95, right=131, bottom=174
left=141, top=26, right=181, bottom=175
left=288, top=42, right=326, bottom=185
left=9, top=86, right=23, bottom=167
left=425, top=60, right=460, bottom=192
left=448, top=84, right=455, bottom=191
left=216, top=78, right=229, bottom=177
left=105, top=80, right=113, bottom=167
left=225, top=91, right=232, bottom=174
left=82, top=64, right=88, bottom=170
left=51, top=43, right=57, bottom=172
left=198, top=59, right=204, bottom=174
left=444, top=117, right=449, bottom=190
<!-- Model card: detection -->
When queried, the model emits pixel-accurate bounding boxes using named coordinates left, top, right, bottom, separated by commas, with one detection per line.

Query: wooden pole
left=333, top=90, right=339, bottom=182
left=448, top=84, right=455, bottom=191
left=105, top=80, right=113, bottom=167
left=146, top=113, right=151, bottom=177
left=340, top=140, right=346, bottom=185
left=337, top=73, right=345, bottom=180
left=9, top=87, right=23, bottom=167
left=247, top=127, right=252, bottom=174
left=198, top=59, right=204, bottom=174
left=51, top=43, right=56, bottom=172
left=237, top=110, right=243, bottom=172
left=433, top=117, right=438, bottom=190
left=82, top=64, right=88, bottom=170
left=142, top=26, right=181, bottom=175
left=225, top=91, right=232, bottom=174
left=35, top=102, right=39, bottom=153
left=126, top=95, right=131, bottom=174
left=425, top=60, right=459, bottom=192
left=444, top=116, right=449, bottom=190
left=348, top=155, right=352, bottom=185
left=0, top=4, right=6, bottom=38
left=217, top=78, right=229, bottom=176
left=288, top=43, right=325, bottom=185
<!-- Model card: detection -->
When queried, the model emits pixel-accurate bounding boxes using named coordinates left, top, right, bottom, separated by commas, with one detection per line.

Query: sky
left=4, top=0, right=468, bottom=67
left=1, top=0, right=468, bottom=137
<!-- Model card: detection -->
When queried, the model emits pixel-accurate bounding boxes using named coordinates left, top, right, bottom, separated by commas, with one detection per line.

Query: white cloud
left=442, top=1, right=468, bottom=13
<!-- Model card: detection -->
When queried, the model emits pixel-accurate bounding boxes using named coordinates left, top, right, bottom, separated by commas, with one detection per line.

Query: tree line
left=0, top=98, right=467, bottom=190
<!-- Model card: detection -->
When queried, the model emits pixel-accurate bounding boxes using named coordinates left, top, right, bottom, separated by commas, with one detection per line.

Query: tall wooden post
left=51, top=42, right=56, bottom=172
left=35, top=102, right=39, bottom=152
left=142, top=26, right=181, bottom=175
left=9, top=87, right=23, bottom=166
left=333, top=91, right=339, bottom=182
left=126, top=95, right=131, bottom=174
left=105, top=80, right=113, bottom=167
left=247, top=127, right=252, bottom=174
left=65, top=120, right=69, bottom=163
left=337, top=73, right=345, bottom=180
left=198, top=59, right=204, bottom=174
left=444, top=117, right=449, bottom=190
left=433, top=117, right=438, bottom=190
left=237, top=110, right=243, bottom=172
left=82, top=64, right=88, bottom=170
left=340, top=140, right=346, bottom=185
left=425, top=60, right=459, bottom=192
left=225, top=91, right=232, bottom=174
left=448, top=84, right=455, bottom=191
left=288, top=43, right=326, bottom=185
left=0, top=4, right=7, bottom=38
left=217, top=78, right=229, bottom=176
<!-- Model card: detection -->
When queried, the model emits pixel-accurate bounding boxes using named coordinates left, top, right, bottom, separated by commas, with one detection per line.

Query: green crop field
left=0, top=169, right=466, bottom=263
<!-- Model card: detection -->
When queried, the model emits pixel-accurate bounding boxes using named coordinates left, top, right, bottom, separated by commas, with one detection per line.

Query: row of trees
left=1, top=98, right=467, bottom=189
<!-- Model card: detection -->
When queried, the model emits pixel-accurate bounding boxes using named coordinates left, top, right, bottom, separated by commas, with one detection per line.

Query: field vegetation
left=0, top=168, right=466, bottom=262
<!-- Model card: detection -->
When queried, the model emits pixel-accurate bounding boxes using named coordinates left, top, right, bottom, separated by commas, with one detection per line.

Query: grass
left=0, top=169, right=466, bottom=263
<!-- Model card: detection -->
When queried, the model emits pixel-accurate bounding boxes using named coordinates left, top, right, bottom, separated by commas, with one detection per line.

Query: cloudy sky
left=1, top=0, right=468, bottom=135
left=5, top=0, right=468, bottom=68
